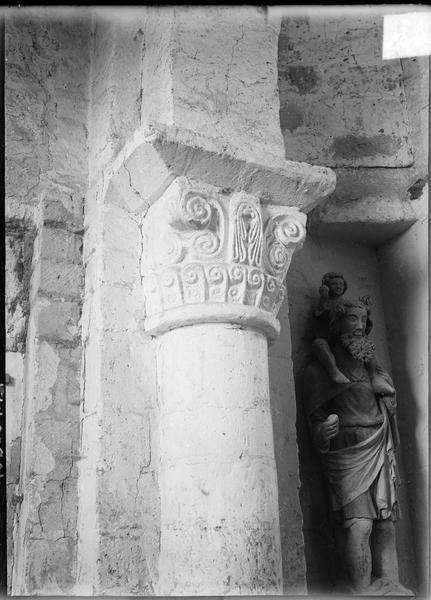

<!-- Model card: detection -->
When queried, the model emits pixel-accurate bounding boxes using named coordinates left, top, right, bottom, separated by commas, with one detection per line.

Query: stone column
left=142, top=176, right=306, bottom=595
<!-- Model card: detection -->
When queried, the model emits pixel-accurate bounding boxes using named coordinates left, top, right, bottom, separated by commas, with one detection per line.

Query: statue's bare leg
left=312, top=338, right=350, bottom=384
left=371, top=520, right=399, bottom=581
left=334, top=522, right=346, bottom=569
left=333, top=522, right=349, bottom=588
left=344, top=518, right=373, bottom=592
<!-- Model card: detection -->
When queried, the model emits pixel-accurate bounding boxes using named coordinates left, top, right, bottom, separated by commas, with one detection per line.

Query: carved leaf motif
left=264, top=214, right=306, bottom=278
left=268, top=243, right=289, bottom=274
left=160, top=269, right=183, bottom=310
left=183, top=263, right=206, bottom=304
left=207, top=265, right=228, bottom=303
left=175, top=190, right=213, bottom=230
left=247, top=268, right=264, bottom=289
left=274, top=285, right=286, bottom=314
left=168, top=188, right=224, bottom=262
left=229, top=264, right=245, bottom=283
left=142, top=180, right=306, bottom=327
left=193, top=231, right=220, bottom=257
left=233, top=202, right=263, bottom=267
left=156, top=232, right=184, bottom=266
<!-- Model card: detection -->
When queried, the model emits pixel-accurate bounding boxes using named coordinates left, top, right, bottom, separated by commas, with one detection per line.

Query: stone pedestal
left=142, top=177, right=306, bottom=594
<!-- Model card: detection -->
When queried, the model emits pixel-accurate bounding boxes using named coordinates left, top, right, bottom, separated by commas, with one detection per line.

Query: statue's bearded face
left=339, top=306, right=367, bottom=338
left=338, top=306, right=375, bottom=362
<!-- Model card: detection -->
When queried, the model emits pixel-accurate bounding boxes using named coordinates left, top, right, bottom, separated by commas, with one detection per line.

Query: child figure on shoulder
left=312, top=272, right=395, bottom=396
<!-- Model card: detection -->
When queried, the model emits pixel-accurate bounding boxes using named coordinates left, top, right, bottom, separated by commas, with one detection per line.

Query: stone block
left=96, top=530, right=154, bottom=595
left=5, top=352, right=24, bottom=469
left=6, top=226, right=36, bottom=352
left=102, top=205, right=141, bottom=254
left=39, top=227, right=82, bottom=264
left=42, top=195, right=84, bottom=231
left=98, top=331, right=156, bottom=411
left=51, top=345, right=82, bottom=412
left=36, top=300, right=81, bottom=343
left=37, top=479, right=65, bottom=539
left=171, top=7, right=286, bottom=164
left=35, top=259, right=83, bottom=300
left=102, top=246, right=140, bottom=286
left=104, top=164, right=150, bottom=215
left=32, top=340, right=61, bottom=413
left=99, top=411, right=152, bottom=489
left=99, top=283, right=143, bottom=332
left=30, top=340, right=81, bottom=418
left=6, top=352, right=25, bottom=591
left=35, top=420, right=79, bottom=481
left=23, top=537, right=77, bottom=594
left=278, top=15, right=414, bottom=167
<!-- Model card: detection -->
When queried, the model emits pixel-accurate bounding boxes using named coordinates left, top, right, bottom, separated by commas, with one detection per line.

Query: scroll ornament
left=142, top=178, right=306, bottom=335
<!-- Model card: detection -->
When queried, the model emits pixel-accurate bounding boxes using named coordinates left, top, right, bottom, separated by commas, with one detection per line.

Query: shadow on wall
left=284, top=243, right=346, bottom=594
left=377, top=223, right=428, bottom=596
left=292, top=319, right=344, bottom=594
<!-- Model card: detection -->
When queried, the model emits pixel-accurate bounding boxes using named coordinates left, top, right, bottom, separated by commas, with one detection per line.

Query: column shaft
left=156, top=323, right=282, bottom=595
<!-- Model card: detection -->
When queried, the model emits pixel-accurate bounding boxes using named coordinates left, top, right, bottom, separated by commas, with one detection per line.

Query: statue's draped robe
left=304, top=361, right=401, bottom=522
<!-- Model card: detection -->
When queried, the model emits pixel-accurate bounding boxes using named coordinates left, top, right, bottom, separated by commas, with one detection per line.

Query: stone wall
left=77, top=11, right=161, bottom=595
left=278, top=12, right=428, bottom=244
left=5, top=352, right=24, bottom=592
left=278, top=14, right=413, bottom=168
left=269, top=302, right=307, bottom=592
left=6, top=9, right=90, bottom=594
left=6, top=224, right=36, bottom=354
left=378, top=212, right=429, bottom=595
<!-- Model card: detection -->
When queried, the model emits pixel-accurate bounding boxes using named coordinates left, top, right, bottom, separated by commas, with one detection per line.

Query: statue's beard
left=339, top=333, right=375, bottom=362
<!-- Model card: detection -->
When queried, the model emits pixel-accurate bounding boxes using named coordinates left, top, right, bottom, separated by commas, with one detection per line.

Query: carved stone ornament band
left=141, top=177, right=306, bottom=338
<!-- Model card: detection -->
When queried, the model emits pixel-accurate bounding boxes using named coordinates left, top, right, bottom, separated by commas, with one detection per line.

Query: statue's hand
left=320, top=414, right=339, bottom=442
left=319, top=284, right=330, bottom=299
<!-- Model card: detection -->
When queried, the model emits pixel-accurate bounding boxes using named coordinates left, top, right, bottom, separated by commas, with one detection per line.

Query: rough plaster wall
left=278, top=14, right=412, bottom=167
left=78, top=13, right=159, bottom=594
left=6, top=225, right=36, bottom=353
left=171, top=6, right=286, bottom=164
left=6, top=11, right=90, bottom=594
left=378, top=214, right=429, bottom=594
left=96, top=6, right=289, bottom=168
left=87, top=12, right=145, bottom=182
left=399, top=57, right=429, bottom=180
left=286, top=235, right=417, bottom=593
left=278, top=13, right=428, bottom=240
left=5, top=352, right=25, bottom=592
left=12, top=216, right=85, bottom=596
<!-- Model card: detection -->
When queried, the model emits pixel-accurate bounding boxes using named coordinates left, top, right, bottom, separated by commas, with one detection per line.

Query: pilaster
left=77, top=6, right=336, bottom=595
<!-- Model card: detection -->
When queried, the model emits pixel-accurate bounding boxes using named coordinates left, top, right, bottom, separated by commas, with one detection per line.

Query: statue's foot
left=332, top=370, right=350, bottom=385
left=363, top=577, right=414, bottom=596
left=371, top=375, right=395, bottom=396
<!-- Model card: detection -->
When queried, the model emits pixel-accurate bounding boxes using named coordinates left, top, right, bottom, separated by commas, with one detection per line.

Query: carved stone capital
left=142, top=177, right=306, bottom=338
